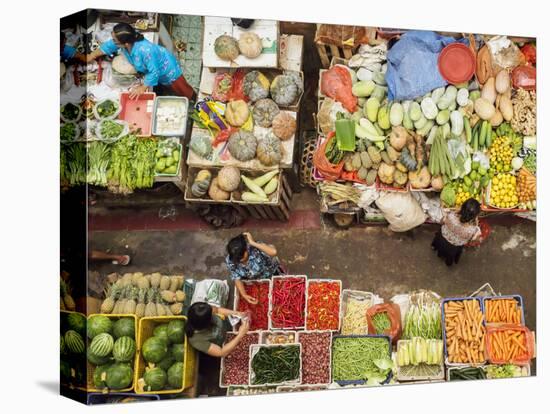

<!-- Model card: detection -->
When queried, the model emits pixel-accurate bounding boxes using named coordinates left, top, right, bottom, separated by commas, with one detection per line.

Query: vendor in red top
left=86, top=23, right=195, bottom=100
left=431, top=198, right=482, bottom=266
left=225, top=233, right=281, bottom=305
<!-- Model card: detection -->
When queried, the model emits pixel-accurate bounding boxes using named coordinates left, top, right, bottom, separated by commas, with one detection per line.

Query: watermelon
left=167, top=362, right=184, bottom=389
left=142, top=336, right=168, bottom=363
left=60, top=360, right=71, bottom=380
left=66, top=312, right=87, bottom=335
left=93, top=364, right=111, bottom=388
left=64, top=330, right=85, bottom=354
left=105, top=363, right=133, bottom=389
left=60, top=335, right=66, bottom=354
left=90, top=333, right=114, bottom=357
left=158, top=355, right=176, bottom=372
left=87, top=348, right=112, bottom=366
left=143, top=367, right=167, bottom=391
left=153, top=324, right=169, bottom=343
left=87, top=315, right=113, bottom=339
left=171, top=343, right=185, bottom=362
left=113, top=336, right=136, bottom=362
left=167, top=320, right=185, bottom=344
left=113, top=318, right=135, bottom=339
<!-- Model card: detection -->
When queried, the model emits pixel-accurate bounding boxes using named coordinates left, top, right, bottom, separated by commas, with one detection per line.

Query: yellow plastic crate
left=60, top=310, right=88, bottom=391
left=86, top=314, right=138, bottom=393
left=135, top=316, right=197, bottom=394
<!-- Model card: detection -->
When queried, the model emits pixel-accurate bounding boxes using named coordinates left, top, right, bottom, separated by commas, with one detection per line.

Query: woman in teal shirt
left=87, top=23, right=195, bottom=99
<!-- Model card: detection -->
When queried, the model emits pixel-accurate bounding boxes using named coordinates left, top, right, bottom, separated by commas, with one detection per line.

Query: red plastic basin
left=119, top=92, right=156, bottom=137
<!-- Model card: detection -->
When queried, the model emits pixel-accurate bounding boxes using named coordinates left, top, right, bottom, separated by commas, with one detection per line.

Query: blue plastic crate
left=441, top=297, right=485, bottom=365
left=482, top=295, right=525, bottom=325
left=331, top=334, right=392, bottom=385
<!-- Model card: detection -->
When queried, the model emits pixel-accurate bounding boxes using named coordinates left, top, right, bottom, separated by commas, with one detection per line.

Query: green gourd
left=191, top=170, right=212, bottom=198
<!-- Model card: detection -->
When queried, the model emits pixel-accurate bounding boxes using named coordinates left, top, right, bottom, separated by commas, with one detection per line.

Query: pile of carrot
left=444, top=299, right=485, bottom=364
left=485, top=298, right=522, bottom=324
left=488, top=329, right=528, bottom=362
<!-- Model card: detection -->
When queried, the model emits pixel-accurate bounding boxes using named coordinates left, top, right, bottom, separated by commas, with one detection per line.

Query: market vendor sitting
left=432, top=198, right=482, bottom=266
left=225, top=232, right=281, bottom=305
left=185, top=302, right=249, bottom=357
left=60, top=32, right=86, bottom=63
left=86, top=23, right=195, bottom=100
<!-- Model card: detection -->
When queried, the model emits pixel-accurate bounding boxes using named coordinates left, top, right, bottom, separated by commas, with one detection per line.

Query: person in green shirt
left=185, top=302, right=249, bottom=357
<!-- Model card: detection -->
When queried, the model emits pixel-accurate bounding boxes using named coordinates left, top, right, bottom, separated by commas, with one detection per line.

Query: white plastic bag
left=447, top=138, right=471, bottom=179
left=190, top=279, right=229, bottom=308
left=375, top=192, right=426, bottom=232
left=411, top=191, right=444, bottom=224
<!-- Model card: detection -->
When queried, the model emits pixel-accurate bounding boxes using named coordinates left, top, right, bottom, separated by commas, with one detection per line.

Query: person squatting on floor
left=432, top=198, right=482, bottom=267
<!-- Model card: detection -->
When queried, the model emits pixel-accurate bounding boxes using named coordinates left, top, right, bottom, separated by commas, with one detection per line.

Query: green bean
left=332, top=337, right=389, bottom=381
left=251, top=346, right=300, bottom=385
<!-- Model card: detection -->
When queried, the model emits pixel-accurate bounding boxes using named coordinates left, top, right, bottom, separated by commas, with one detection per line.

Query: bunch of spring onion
left=402, top=302, right=442, bottom=340
left=60, top=145, right=69, bottom=186
left=87, top=141, right=111, bottom=186
left=66, top=143, right=87, bottom=186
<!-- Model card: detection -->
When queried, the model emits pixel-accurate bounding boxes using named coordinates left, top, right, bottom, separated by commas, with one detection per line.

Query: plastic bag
left=485, top=324, right=535, bottom=365
left=366, top=303, right=402, bottom=343
left=320, top=66, right=357, bottom=113
left=486, top=36, right=525, bottom=72
left=61, top=65, right=75, bottom=93
left=375, top=191, right=427, bottom=232
left=190, top=279, right=229, bottom=308
left=512, top=65, right=536, bottom=91
left=472, top=151, right=490, bottom=170
left=212, top=72, right=233, bottom=102
left=226, top=69, right=248, bottom=102
left=313, top=132, right=344, bottom=181
left=410, top=191, right=445, bottom=224
left=447, top=138, right=471, bottom=179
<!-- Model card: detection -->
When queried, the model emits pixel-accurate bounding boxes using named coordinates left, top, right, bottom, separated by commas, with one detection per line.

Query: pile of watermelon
left=60, top=312, right=87, bottom=387
left=87, top=315, right=136, bottom=390
left=139, top=319, right=186, bottom=392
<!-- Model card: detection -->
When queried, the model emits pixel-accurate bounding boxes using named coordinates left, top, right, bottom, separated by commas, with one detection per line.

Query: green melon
left=66, top=313, right=87, bottom=335
left=64, top=330, right=85, bottom=354
left=60, top=360, right=71, bottom=380
left=171, top=343, right=185, bottom=362
left=87, top=348, right=112, bottom=366
left=142, top=336, right=168, bottom=363
left=87, top=315, right=113, bottom=339
left=153, top=324, right=170, bottom=343
left=113, top=336, right=136, bottom=362
left=167, top=320, right=185, bottom=344
left=60, top=335, right=66, bottom=354
left=167, top=362, right=184, bottom=389
left=143, top=367, right=167, bottom=391
left=90, top=333, right=114, bottom=357
left=93, top=364, right=111, bottom=388
left=105, top=363, right=133, bottom=390
left=158, top=355, right=176, bottom=372
left=113, top=318, right=135, bottom=339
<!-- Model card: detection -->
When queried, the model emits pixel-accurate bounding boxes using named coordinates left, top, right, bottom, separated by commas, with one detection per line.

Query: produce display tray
left=152, top=96, right=189, bottom=137
left=268, top=275, right=308, bottom=330
left=259, top=330, right=297, bottom=345
left=219, top=332, right=260, bottom=388
left=340, top=289, right=377, bottom=335
left=276, top=384, right=328, bottom=392
left=297, top=330, right=333, bottom=385
left=305, top=279, right=342, bottom=331
left=87, top=393, right=160, bottom=405
left=331, top=334, right=392, bottom=386
left=441, top=297, right=486, bottom=367
left=85, top=314, right=138, bottom=393
left=395, top=339, right=445, bottom=381
left=184, top=166, right=232, bottom=204
left=154, top=142, right=183, bottom=177
left=482, top=295, right=525, bottom=326
left=231, top=169, right=283, bottom=206
left=232, top=279, right=272, bottom=332
left=119, top=92, right=156, bottom=137
left=135, top=316, right=196, bottom=394
left=248, top=343, right=302, bottom=387
left=226, top=386, right=277, bottom=396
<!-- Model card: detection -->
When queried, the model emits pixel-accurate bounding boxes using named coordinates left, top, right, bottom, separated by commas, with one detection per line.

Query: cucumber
left=479, top=121, right=488, bottom=148
left=464, top=117, right=472, bottom=143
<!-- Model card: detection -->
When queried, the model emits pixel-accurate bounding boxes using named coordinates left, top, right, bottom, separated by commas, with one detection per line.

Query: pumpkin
left=228, top=130, right=257, bottom=161
left=189, top=134, right=212, bottom=158
left=270, top=72, right=302, bottom=107
left=112, top=54, right=137, bottom=75
left=225, top=100, right=249, bottom=127
left=252, top=99, right=280, bottom=128
left=271, top=112, right=296, bottom=141
left=214, top=35, right=239, bottom=61
left=191, top=170, right=212, bottom=198
left=256, top=133, right=283, bottom=166
left=243, top=71, right=270, bottom=102
left=208, top=177, right=230, bottom=201
left=217, top=166, right=241, bottom=192
left=238, top=32, right=262, bottom=59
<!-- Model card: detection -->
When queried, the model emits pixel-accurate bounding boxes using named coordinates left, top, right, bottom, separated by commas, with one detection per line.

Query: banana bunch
left=397, top=337, right=444, bottom=367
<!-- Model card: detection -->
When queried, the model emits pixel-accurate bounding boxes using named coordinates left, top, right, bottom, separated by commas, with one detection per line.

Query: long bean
left=332, top=337, right=389, bottom=381
left=251, top=345, right=300, bottom=385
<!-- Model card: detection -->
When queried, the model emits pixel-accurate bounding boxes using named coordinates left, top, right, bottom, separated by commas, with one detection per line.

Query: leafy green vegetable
left=441, top=184, right=456, bottom=207
left=96, top=99, right=119, bottom=118
left=61, top=123, right=77, bottom=141
left=100, top=120, right=124, bottom=140
left=66, top=143, right=87, bottom=186
left=61, top=103, right=81, bottom=121
left=87, top=142, right=111, bottom=186
left=372, top=312, right=391, bottom=334
left=485, top=364, right=524, bottom=379
left=523, top=151, right=536, bottom=174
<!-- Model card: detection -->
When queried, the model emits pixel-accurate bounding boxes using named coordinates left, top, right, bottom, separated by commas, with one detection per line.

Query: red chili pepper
left=306, top=281, right=341, bottom=330
left=521, top=43, right=536, bottom=66
left=236, top=281, right=269, bottom=330
left=270, top=277, right=306, bottom=329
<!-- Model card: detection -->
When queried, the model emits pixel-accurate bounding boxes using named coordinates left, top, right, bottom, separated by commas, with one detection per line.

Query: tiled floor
left=171, top=14, right=203, bottom=90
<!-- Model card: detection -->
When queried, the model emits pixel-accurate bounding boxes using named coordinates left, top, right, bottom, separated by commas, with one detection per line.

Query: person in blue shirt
left=87, top=23, right=195, bottom=100
left=225, top=233, right=281, bottom=305
left=60, top=32, right=85, bottom=63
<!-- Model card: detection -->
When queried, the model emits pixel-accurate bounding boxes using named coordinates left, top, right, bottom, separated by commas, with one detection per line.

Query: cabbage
left=441, top=185, right=456, bottom=207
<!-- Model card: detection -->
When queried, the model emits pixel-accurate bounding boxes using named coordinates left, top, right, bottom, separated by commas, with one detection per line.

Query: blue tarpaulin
left=386, top=31, right=467, bottom=101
